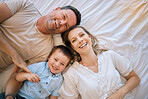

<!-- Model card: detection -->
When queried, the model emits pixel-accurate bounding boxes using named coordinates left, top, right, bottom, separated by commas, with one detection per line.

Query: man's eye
left=65, top=25, right=68, bottom=29
left=63, top=14, right=66, bottom=19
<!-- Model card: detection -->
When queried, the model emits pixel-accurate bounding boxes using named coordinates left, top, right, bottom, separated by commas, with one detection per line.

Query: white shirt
left=59, top=50, right=134, bottom=99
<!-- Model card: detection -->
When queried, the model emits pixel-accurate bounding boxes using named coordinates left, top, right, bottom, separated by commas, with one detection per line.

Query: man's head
left=61, top=5, right=81, bottom=26
left=38, top=5, right=81, bottom=34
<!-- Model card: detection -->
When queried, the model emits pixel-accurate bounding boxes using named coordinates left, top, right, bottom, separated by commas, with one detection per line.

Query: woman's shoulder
left=100, top=50, right=116, bottom=56
left=67, top=61, right=80, bottom=70
left=63, top=62, right=80, bottom=74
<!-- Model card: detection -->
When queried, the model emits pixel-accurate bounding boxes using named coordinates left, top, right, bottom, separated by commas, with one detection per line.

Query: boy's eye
left=61, top=63, right=65, bottom=66
left=54, top=58, right=58, bottom=61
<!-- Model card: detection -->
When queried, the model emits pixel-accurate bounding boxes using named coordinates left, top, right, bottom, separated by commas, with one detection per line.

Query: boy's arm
left=16, top=72, right=41, bottom=83
left=49, top=95, right=58, bottom=99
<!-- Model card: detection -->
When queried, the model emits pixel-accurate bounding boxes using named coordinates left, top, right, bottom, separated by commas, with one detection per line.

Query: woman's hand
left=27, top=73, right=41, bottom=83
left=108, top=70, right=140, bottom=99
left=107, top=91, right=124, bottom=99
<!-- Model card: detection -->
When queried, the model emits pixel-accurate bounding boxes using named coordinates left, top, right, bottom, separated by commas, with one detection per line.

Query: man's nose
left=60, top=20, right=66, bottom=25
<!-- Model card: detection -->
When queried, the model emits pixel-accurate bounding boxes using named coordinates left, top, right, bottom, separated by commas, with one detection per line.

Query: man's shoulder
left=4, top=0, right=35, bottom=14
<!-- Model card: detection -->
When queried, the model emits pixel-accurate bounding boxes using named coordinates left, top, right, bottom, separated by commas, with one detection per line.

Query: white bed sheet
left=0, top=0, right=147, bottom=98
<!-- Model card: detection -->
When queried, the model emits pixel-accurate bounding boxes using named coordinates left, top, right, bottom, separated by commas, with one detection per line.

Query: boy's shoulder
left=28, top=62, right=46, bottom=68
left=31, top=61, right=46, bottom=65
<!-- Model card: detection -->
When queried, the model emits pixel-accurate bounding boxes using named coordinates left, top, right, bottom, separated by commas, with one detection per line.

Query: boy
left=0, top=45, right=74, bottom=99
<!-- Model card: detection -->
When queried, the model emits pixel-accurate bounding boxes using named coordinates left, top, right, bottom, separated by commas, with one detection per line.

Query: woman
left=58, top=25, right=140, bottom=99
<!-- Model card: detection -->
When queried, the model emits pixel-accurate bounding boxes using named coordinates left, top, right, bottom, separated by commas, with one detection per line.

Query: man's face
left=45, top=8, right=77, bottom=34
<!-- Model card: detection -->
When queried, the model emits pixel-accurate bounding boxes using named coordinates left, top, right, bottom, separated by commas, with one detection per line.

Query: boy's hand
left=27, top=73, right=41, bottom=83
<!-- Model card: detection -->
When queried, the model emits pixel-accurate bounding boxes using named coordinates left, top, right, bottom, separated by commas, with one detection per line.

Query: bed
left=0, top=0, right=148, bottom=98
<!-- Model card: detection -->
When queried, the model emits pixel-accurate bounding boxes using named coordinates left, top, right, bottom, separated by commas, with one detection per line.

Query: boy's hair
left=47, top=45, right=74, bottom=66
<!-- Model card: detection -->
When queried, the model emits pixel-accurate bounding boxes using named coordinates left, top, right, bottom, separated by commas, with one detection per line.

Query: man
left=0, top=0, right=81, bottom=98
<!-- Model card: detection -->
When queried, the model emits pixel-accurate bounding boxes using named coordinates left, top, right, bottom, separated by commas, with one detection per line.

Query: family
left=0, top=0, right=140, bottom=99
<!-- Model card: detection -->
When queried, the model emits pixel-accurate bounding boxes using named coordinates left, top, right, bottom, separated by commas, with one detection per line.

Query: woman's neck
left=80, top=50, right=98, bottom=67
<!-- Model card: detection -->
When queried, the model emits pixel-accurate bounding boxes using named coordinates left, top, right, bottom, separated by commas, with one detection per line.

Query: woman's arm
left=16, top=72, right=40, bottom=83
left=108, top=70, right=140, bottom=99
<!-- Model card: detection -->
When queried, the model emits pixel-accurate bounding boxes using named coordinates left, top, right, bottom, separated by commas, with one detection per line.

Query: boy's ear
left=53, top=7, right=61, bottom=11
left=47, top=57, right=50, bottom=61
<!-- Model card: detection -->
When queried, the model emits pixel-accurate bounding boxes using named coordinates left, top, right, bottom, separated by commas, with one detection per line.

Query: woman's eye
left=80, top=34, right=84, bottom=37
left=72, top=39, right=76, bottom=43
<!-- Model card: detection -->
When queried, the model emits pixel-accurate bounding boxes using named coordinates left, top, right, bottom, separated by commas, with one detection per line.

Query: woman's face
left=68, top=27, right=92, bottom=54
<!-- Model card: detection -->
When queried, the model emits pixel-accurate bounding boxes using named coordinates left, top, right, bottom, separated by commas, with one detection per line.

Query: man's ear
left=53, top=7, right=61, bottom=11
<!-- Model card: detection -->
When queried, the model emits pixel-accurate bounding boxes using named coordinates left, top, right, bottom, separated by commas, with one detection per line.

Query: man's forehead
left=63, top=9, right=77, bottom=27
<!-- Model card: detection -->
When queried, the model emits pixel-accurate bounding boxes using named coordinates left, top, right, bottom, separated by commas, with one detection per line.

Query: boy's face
left=47, top=49, right=70, bottom=74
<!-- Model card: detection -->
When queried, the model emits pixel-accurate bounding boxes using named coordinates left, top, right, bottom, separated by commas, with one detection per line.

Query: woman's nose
left=78, top=37, right=83, bottom=43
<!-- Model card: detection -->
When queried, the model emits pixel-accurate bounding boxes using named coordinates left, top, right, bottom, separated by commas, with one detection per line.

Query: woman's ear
left=88, top=35, right=91, bottom=38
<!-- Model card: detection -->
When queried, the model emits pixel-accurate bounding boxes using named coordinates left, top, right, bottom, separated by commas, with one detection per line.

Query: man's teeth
left=80, top=43, right=87, bottom=48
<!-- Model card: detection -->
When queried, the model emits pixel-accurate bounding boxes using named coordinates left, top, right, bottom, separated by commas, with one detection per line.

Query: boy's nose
left=55, top=62, right=60, bottom=67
